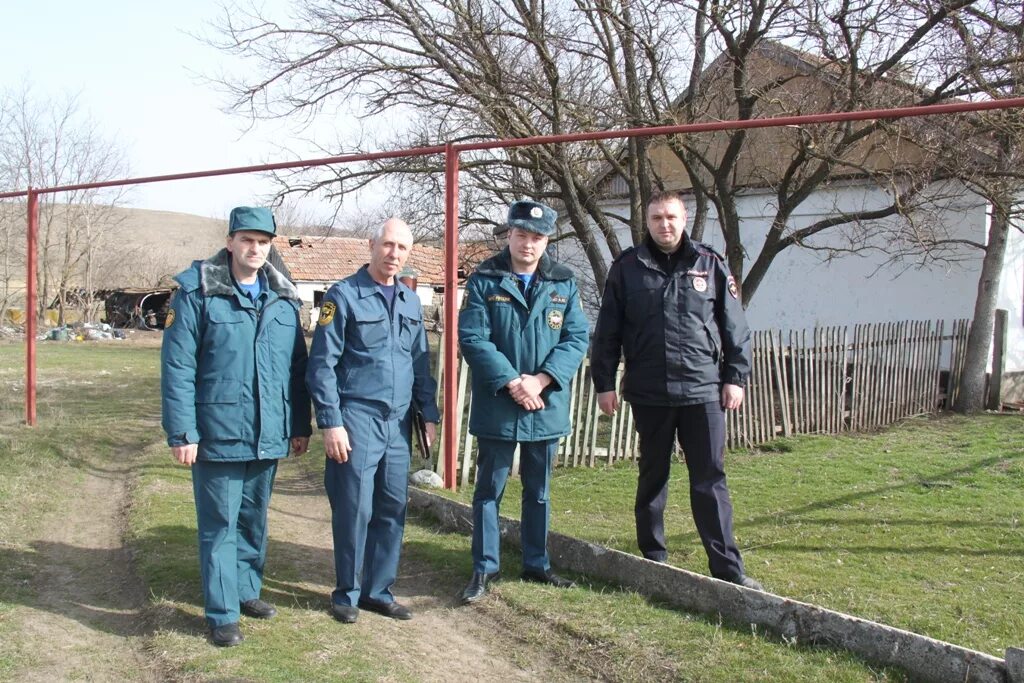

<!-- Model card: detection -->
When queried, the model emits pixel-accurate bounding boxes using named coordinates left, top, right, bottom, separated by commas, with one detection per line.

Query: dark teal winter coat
left=458, top=248, right=589, bottom=441
left=161, top=249, right=312, bottom=461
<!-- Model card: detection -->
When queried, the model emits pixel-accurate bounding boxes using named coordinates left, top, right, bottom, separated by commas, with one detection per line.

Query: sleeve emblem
left=727, top=276, right=739, bottom=299
left=164, top=308, right=175, bottom=328
left=318, top=301, right=337, bottom=326
left=547, top=309, right=564, bottom=330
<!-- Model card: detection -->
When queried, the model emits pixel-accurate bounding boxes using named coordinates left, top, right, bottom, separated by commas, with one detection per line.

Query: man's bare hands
left=424, top=422, right=438, bottom=448
left=291, top=436, right=310, bottom=456
left=721, top=383, right=745, bottom=410
left=323, top=426, right=352, bottom=463
left=597, top=390, right=619, bottom=416
left=507, top=373, right=552, bottom=411
left=171, top=443, right=198, bottom=466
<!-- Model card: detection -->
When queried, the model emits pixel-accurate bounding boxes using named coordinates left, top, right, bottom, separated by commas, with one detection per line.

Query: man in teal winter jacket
left=161, top=206, right=312, bottom=646
left=457, top=200, right=589, bottom=604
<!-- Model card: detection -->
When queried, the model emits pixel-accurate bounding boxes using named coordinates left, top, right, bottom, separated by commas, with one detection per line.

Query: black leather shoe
left=459, top=571, right=500, bottom=604
left=240, top=598, right=277, bottom=619
left=521, top=569, right=575, bottom=589
left=331, top=603, right=359, bottom=624
left=210, top=622, right=244, bottom=647
left=357, top=598, right=413, bottom=620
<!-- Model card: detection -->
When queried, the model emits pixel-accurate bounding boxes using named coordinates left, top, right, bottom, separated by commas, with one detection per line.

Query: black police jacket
left=591, top=234, right=751, bottom=406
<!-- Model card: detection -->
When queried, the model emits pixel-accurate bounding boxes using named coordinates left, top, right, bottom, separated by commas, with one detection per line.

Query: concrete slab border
left=409, top=488, right=1014, bottom=683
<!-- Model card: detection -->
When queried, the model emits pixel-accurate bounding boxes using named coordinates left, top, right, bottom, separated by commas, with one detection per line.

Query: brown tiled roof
left=273, top=235, right=446, bottom=285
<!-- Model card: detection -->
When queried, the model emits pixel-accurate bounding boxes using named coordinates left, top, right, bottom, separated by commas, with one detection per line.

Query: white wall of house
left=997, top=210, right=1024, bottom=375
left=565, top=180, right=1023, bottom=373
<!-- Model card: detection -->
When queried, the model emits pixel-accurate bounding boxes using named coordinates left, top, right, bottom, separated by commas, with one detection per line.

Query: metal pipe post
left=25, top=190, right=39, bottom=426
left=443, top=144, right=460, bottom=490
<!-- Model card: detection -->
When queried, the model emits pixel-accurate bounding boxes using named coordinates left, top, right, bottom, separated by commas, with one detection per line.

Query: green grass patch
left=438, top=414, right=1024, bottom=657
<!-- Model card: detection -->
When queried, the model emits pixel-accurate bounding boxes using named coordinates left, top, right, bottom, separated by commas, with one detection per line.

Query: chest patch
left=547, top=309, right=564, bottom=330
left=488, top=294, right=512, bottom=303
left=549, top=294, right=567, bottom=304
left=692, top=276, right=708, bottom=292
left=318, top=301, right=337, bottom=326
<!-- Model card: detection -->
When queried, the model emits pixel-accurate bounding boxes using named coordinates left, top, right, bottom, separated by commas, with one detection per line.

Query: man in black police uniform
left=590, top=190, right=763, bottom=591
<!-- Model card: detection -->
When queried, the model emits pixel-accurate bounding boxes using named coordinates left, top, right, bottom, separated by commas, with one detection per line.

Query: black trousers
left=631, top=401, right=745, bottom=581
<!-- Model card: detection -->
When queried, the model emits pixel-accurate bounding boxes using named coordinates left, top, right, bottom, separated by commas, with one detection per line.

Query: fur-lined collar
left=199, top=248, right=300, bottom=301
left=474, top=247, right=574, bottom=281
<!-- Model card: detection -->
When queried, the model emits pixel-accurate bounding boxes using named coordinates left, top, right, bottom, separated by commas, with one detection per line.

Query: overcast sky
left=2, top=1, right=327, bottom=220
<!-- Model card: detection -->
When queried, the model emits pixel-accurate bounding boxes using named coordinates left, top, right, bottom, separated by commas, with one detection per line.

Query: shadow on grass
left=742, top=453, right=1022, bottom=530
left=0, top=540, right=199, bottom=640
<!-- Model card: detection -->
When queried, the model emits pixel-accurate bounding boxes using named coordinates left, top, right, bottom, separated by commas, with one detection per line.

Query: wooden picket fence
left=434, top=318, right=971, bottom=484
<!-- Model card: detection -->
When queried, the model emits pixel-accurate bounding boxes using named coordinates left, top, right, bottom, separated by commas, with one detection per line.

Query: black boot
left=459, top=571, right=499, bottom=604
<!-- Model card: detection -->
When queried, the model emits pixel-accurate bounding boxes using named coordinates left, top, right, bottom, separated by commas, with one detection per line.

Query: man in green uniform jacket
left=161, top=206, right=312, bottom=646
left=457, top=200, right=589, bottom=604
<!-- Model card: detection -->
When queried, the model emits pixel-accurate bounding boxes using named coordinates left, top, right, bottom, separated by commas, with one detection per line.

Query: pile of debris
left=43, top=323, right=128, bottom=342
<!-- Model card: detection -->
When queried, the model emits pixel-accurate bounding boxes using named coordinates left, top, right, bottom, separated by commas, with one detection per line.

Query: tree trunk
left=953, top=199, right=1011, bottom=413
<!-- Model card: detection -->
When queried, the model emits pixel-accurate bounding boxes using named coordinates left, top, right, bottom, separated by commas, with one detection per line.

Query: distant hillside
left=86, top=204, right=230, bottom=286
left=0, top=205, right=229, bottom=304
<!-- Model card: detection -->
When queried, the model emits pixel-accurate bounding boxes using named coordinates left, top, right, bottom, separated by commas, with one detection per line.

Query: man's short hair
left=646, top=190, right=686, bottom=209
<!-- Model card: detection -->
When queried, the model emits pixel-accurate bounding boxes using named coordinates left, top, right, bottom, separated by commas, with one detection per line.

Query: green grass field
left=438, top=415, right=1024, bottom=656
left=1, top=341, right=1021, bottom=681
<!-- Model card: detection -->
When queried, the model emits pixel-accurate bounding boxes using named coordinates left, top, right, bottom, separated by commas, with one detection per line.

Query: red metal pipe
left=0, top=145, right=446, bottom=200
left=442, top=144, right=460, bottom=490
left=451, top=96, right=1024, bottom=153
left=25, top=190, right=38, bottom=426
left=4, top=97, right=1023, bottom=201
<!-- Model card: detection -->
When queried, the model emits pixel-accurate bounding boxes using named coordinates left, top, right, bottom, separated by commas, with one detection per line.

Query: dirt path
left=266, top=460, right=592, bottom=682
left=9, top=458, right=165, bottom=682
left=7, top=445, right=591, bottom=682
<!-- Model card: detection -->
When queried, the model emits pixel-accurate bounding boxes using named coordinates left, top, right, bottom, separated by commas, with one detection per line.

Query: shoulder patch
left=164, top=308, right=175, bottom=328
left=318, top=301, right=337, bottom=326
left=727, top=276, right=739, bottom=299
left=695, top=241, right=725, bottom=262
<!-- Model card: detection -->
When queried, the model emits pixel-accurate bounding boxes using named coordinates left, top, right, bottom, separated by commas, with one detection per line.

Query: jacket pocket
left=399, top=310, right=423, bottom=351
left=703, top=319, right=721, bottom=364
left=350, top=310, right=389, bottom=350
left=195, top=379, right=243, bottom=440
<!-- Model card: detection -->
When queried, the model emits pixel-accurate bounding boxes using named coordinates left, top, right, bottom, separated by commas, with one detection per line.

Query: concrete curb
left=409, top=487, right=1012, bottom=683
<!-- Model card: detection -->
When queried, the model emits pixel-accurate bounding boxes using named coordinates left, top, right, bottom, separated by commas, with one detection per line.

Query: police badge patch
left=318, top=301, right=337, bottom=326
left=547, top=309, right=564, bottom=330
left=727, top=276, right=739, bottom=299
left=164, top=308, right=175, bottom=328
left=692, top=276, right=708, bottom=292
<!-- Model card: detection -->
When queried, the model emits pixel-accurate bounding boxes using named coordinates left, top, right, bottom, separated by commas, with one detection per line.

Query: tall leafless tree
left=212, top=0, right=1008, bottom=304
left=0, top=85, right=130, bottom=324
left=930, top=2, right=1024, bottom=412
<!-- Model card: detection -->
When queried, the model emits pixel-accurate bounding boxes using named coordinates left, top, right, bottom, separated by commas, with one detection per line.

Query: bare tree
left=211, top=0, right=1010, bottom=308
left=0, top=85, right=130, bottom=324
left=928, top=2, right=1024, bottom=412
left=210, top=0, right=702, bottom=294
